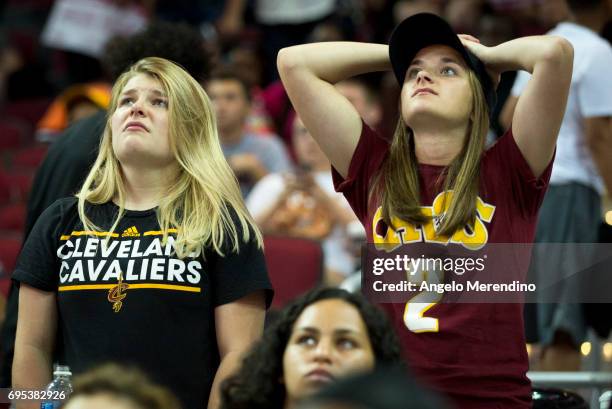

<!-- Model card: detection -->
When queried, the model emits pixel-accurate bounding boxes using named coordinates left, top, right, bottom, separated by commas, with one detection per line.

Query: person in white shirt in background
left=501, top=0, right=612, bottom=371
left=247, top=115, right=357, bottom=285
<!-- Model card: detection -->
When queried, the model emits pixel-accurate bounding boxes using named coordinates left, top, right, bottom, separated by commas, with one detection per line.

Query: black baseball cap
left=388, top=13, right=497, bottom=117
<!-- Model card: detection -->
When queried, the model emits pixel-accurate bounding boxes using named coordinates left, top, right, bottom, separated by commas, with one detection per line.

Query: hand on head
left=458, top=34, right=501, bottom=87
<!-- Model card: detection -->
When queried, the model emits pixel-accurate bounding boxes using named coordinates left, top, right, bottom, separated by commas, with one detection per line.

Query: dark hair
left=208, top=68, right=252, bottom=101
left=103, top=22, right=212, bottom=82
left=64, top=363, right=181, bottom=409
left=298, top=366, right=450, bottom=409
left=567, top=0, right=602, bottom=11
left=220, top=287, right=402, bottom=409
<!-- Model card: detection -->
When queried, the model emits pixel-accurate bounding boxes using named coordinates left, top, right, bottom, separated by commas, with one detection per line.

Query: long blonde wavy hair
left=77, top=57, right=262, bottom=258
left=373, top=70, right=489, bottom=237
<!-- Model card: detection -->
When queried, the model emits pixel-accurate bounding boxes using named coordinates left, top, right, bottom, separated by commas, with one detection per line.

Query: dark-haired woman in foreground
left=221, top=288, right=401, bottom=409
left=277, top=12, right=573, bottom=409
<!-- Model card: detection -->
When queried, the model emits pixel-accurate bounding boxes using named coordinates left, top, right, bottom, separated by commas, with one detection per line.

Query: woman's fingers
left=458, top=34, right=480, bottom=43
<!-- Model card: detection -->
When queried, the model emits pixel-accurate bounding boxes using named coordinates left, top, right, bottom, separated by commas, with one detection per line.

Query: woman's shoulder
left=43, top=196, right=79, bottom=218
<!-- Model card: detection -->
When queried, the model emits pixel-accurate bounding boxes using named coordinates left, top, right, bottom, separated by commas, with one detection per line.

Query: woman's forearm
left=487, top=35, right=573, bottom=74
left=277, top=42, right=391, bottom=84
left=13, top=344, right=52, bottom=409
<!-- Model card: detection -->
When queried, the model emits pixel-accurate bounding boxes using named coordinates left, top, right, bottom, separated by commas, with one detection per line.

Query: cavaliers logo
left=108, top=272, right=129, bottom=313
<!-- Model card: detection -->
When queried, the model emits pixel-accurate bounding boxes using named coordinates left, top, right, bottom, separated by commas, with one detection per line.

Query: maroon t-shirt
left=332, top=122, right=553, bottom=409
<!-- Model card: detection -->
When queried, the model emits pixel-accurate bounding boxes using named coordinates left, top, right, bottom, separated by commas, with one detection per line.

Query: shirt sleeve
left=261, top=135, right=292, bottom=174
left=331, top=121, right=390, bottom=222
left=13, top=199, right=67, bottom=292
left=246, top=173, right=286, bottom=218
left=484, top=127, right=553, bottom=219
left=577, top=44, right=612, bottom=117
left=510, top=70, right=531, bottom=97
left=209, top=209, right=273, bottom=308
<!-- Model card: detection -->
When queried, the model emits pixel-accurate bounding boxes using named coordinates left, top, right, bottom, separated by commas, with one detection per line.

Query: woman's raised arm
left=277, top=42, right=391, bottom=177
left=461, top=35, right=574, bottom=177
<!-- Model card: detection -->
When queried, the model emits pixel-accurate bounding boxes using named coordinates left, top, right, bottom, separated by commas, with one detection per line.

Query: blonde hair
left=77, top=57, right=262, bottom=257
left=373, top=70, right=489, bottom=236
left=69, top=364, right=181, bottom=409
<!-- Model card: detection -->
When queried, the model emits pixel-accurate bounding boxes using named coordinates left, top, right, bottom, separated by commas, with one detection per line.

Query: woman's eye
left=153, top=99, right=168, bottom=108
left=337, top=338, right=357, bottom=349
left=407, top=68, right=420, bottom=79
left=441, top=66, right=457, bottom=76
left=119, top=97, right=134, bottom=106
left=296, top=335, right=317, bottom=346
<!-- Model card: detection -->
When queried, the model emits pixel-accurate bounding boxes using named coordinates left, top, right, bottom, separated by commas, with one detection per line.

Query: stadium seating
left=263, top=236, right=323, bottom=309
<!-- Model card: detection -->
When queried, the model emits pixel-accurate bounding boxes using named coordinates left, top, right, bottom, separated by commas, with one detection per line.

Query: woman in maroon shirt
left=277, top=12, right=573, bottom=409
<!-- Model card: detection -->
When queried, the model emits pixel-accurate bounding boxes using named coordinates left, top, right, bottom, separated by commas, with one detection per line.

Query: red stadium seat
left=0, top=235, right=22, bottom=273
left=263, top=236, right=323, bottom=309
left=11, top=145, right=48, bottom=169
left=4, top=98, right=51, bottom=126
left=0, top=278, right=11, bottom=298
left=0, top=170, right=33, bottom=203
left=0, top=120, right=26, bottom=150
left=0, top=203, right=26, bottom=232
left=0, top=173, right=9, bottom=205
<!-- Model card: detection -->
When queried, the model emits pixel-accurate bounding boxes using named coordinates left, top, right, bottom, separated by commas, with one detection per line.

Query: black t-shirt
left=13, top=197, right=272, bottom=409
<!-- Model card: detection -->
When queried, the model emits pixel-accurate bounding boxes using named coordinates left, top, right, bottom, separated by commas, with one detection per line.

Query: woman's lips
left=305, top=369, right=335, bottom=383
left=124, top=122, right=149, bottom=131
left=412, top=88, right=437, bottom=97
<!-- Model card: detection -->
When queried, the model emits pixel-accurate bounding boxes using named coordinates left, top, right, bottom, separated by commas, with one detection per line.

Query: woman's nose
left=312, top=339, right=333, bottom=362
left=416, top=69, right=433, bottom=83
left=130, top=100, right=145, bottom=116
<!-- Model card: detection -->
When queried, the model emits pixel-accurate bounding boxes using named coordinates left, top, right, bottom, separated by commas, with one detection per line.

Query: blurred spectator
left=501, top=0, right=612, bottom=371
left=208, top=69, right=292, bottom=197
left=445, top=0, right=485, bottom=32
left=220, top=287, right=401, bottom=409
left=0, top=21, right=213, bottom=389
left=247, top=115, right=359, bottom=285
left=40, top=0, right=151, bottom=89
left=226, top=41, right=278, bottom=136
left=0, top=45, right=24, bottom=102
left=63, top=363, right=181, bottom=409
left=155, top=0, right=245, bottom=42
left=254, top=0, right=338, bottom=85
left=535, top=0, right=572, bottom=28
left=335, top=78, right=382, bottom=129
left=35, top=82, right=111, bottom=142
left=298, top=366, right=451, bottom=409
left=394, top=0, right=444, bottom=22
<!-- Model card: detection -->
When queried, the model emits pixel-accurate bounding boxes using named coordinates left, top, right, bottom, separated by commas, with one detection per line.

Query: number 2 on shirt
left=403, top=269, right=443, bottom=333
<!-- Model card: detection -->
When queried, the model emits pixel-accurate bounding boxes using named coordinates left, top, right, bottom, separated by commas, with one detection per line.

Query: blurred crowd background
left=0, top=0, right=611, bottom=384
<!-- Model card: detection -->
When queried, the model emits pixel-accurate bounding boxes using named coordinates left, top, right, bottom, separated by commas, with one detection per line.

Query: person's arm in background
left=215, top=0, right=246, bottom=39
left=277, top=42, right=391, bottom=177
left=228, top=153, right=270, bottom=184
left=584, top=116, right=612, bottom=193
left=246, top=173, right=295, bottom=233
left=207, top=291, right=266, bottom=409
left=13, top=285, right=57, bottom=409
left=462, top=34, right=574, bottom=177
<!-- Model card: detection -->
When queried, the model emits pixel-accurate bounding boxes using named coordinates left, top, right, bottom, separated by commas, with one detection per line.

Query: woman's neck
left=411, top=123, right=467, bottom=166
left=117, top=164, right=179, bottom=210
